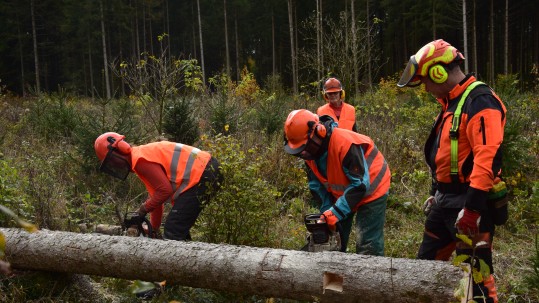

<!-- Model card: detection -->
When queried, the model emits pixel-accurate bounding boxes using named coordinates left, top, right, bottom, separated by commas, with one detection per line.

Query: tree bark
left=2, top=228, right=469, bottom=303
left=287, top=0, right=298, bottom=95
left=196, top=0, right=205, bottom=84
left=462, top=0, right=469, bottom=74
left=100, top=0, right=111, bottom=99
left=30, top=0, right=40, bottom=94
left=504, top=0, right=508, bottom=74
left=224, top=0, right=230, bottom=78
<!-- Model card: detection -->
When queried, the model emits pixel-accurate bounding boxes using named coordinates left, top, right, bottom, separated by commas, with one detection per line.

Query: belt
left=437, top=182, right=470, bottom=194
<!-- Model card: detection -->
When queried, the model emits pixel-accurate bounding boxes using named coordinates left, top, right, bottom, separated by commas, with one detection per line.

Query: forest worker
left=94, top=132, right=222, bottom=241
left=317, top=77, right=358, bottom=132
left=283, top=109, right=390, bottom=255
left=397, top=39, right=507, bottom=303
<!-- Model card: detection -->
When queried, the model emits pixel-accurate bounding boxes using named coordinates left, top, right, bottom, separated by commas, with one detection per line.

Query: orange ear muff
left=312, top=123, right=327, bottom=139
left=115, top=140, right=132, bottom=154
left=429, top=64, right=448, bottom=84
left=108, top=137, right=132, bottom=154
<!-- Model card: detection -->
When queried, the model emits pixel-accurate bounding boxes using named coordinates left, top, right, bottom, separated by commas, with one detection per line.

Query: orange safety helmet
left=323, top=78, right=343, bottom=93
left=94, top=132, right=132, bottom=162
left=397, top=39, right=464, bottom=87
left=322, top=78, right=346, bottom=101
left=284, top=109, right=326, bottom=155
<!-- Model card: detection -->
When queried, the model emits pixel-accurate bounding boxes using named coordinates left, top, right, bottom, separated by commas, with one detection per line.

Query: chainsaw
left=303, top=213, right=341, bottom=252
left=122, top=211, right=156, bottom=238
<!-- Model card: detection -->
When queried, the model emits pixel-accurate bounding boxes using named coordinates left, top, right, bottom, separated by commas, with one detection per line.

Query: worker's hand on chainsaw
left=322, top=210, right=338, bottom=231
left=455, top=208, right=481, bottom=236
left=124, top=212, right=145, bottom=227
left=137, top=203, right=148, bottom=216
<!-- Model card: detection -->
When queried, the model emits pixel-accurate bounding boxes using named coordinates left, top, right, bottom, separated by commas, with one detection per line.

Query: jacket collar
left=437, top=74, right=476, bottom=108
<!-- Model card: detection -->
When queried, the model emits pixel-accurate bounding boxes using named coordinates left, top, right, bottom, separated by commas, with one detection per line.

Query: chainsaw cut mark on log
left=323, top=272, right=343, bottom=293
left=261, top=251, right=284, bottom=271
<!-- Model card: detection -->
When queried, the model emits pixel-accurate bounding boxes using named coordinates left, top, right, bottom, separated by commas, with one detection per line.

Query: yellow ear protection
left=429, top=64, right=448, bottom=84
left=322, top=89, right=346, bottom=101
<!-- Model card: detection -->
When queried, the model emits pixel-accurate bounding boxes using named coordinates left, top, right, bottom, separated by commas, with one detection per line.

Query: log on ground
left=1, top=228, right=469, bottom=303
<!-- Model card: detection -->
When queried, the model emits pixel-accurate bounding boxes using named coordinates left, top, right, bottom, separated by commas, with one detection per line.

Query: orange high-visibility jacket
left=425, top=76, right=506, bottom=195
left=306, top=128, right=390, bottom=212
left=317, top=103, right=356, bottom=131
left=131, top=141, right=211, bottom=203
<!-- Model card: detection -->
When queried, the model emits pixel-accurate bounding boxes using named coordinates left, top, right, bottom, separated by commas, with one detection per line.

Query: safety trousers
left=418, top=202, right=498, bottom=303
left=335, top=193, right=387, bottom=256
left=164, top=157, right=222, bottom=241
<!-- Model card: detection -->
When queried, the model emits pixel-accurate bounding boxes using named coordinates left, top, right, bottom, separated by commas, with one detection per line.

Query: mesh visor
left=397, top=56, right=421, bottom=87
left=100, top=150, right=131, bottom=180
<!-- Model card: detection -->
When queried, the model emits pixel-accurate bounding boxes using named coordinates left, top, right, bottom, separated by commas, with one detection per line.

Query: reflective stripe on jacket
left=131, top=141, right=211, bottom=203
left=425, top=75, right=506, bottom=193
left=306, top=128, right=390, bottom=211
left=317, top=103, right=356, bottom=131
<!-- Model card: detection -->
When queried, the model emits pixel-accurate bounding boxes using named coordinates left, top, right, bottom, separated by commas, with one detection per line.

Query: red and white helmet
left=397, top=39, right=464, bottom=87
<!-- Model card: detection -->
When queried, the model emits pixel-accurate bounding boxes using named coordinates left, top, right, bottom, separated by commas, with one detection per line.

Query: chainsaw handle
left=305, top=213, right=325, bottom=225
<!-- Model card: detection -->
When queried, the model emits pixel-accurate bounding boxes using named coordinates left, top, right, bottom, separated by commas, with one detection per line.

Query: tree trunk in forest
left=489, top=0, right=495, bottom=83
left=316, top=0, right=321, bottom=82
left=30, top=0, right=40, bottom=94
left=462, top=0, right=469, bottom=74
left=473, top=0, right=478, bottom=74
left=287, top=0, right=298, bottom=95
left=235, top=13, right=240, bottom=81
left=196, top=0, right=206, bottom=84
left=366, top=0, right=372, bottom=89
left=504, top=0, right=508, bottom=74
left=351, top=0, right=358, bottom=96
left=2, top=228, right=470, bottom=303
left=272, top=9, right=276, bottom=76
left=100, top=0, right=111, bottom=99
left=319, top=0, right=323, bottom=76
left=224, top=0, right=230, bottom=78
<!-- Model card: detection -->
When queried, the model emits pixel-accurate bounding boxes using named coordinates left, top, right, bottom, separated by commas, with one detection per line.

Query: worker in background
left=317, top=77, right=357, bottom=132
left=283, top=109, right=390, bottom=255
left=397, top=39, right=507, bottom=303
left=94, top=132, right=222, bottom=241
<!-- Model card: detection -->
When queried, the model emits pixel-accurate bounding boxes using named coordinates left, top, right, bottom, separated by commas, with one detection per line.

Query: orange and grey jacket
left=130, top=141, right=211, bottom=227
left=306, top=127, right=390, bottom=221
left=424, top=75, right=506, bottom=211
left=317, top=103, right=357, bottom=131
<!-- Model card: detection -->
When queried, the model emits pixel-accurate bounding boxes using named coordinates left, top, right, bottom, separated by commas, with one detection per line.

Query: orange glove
left=322, top=210, right=339, bottom=231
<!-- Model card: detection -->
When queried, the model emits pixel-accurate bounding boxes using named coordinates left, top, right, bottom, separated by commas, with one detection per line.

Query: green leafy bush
left=196, top=135, right=281, bottom=247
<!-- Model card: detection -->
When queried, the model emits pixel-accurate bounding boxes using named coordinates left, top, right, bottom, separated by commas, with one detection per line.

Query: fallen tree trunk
left=1, top=228, right=469, bottom=302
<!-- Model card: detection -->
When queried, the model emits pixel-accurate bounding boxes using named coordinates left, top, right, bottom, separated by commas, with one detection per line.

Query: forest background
left=0, top=0, right=538, bottom=302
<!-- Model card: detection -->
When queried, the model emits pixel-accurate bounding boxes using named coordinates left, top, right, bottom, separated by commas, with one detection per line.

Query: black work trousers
left=418, top=201, right=497, bottom=303
left=163, top=157, right=222, bottom=241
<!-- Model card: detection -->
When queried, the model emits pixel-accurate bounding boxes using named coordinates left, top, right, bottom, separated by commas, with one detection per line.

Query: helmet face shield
left=100, top=150, right=131, bottom=180
left=397, top=56, right=421, bottom=87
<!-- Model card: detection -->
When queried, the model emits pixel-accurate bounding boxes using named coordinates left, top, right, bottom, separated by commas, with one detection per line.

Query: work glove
left=455, top=208, right=481, bottom=236
left=322, top=210, right=339, bottom=232
left=137, top=203, right=148, bottom=216
left=124, top=211, right=145, bottom=227
left=422, top=196, right=435, bottom=216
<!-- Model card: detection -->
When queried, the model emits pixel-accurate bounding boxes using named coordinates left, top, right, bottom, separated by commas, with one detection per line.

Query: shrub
left=162, top=97, right=200, bottom=145
left=196, top=135, right=281, bottom=247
